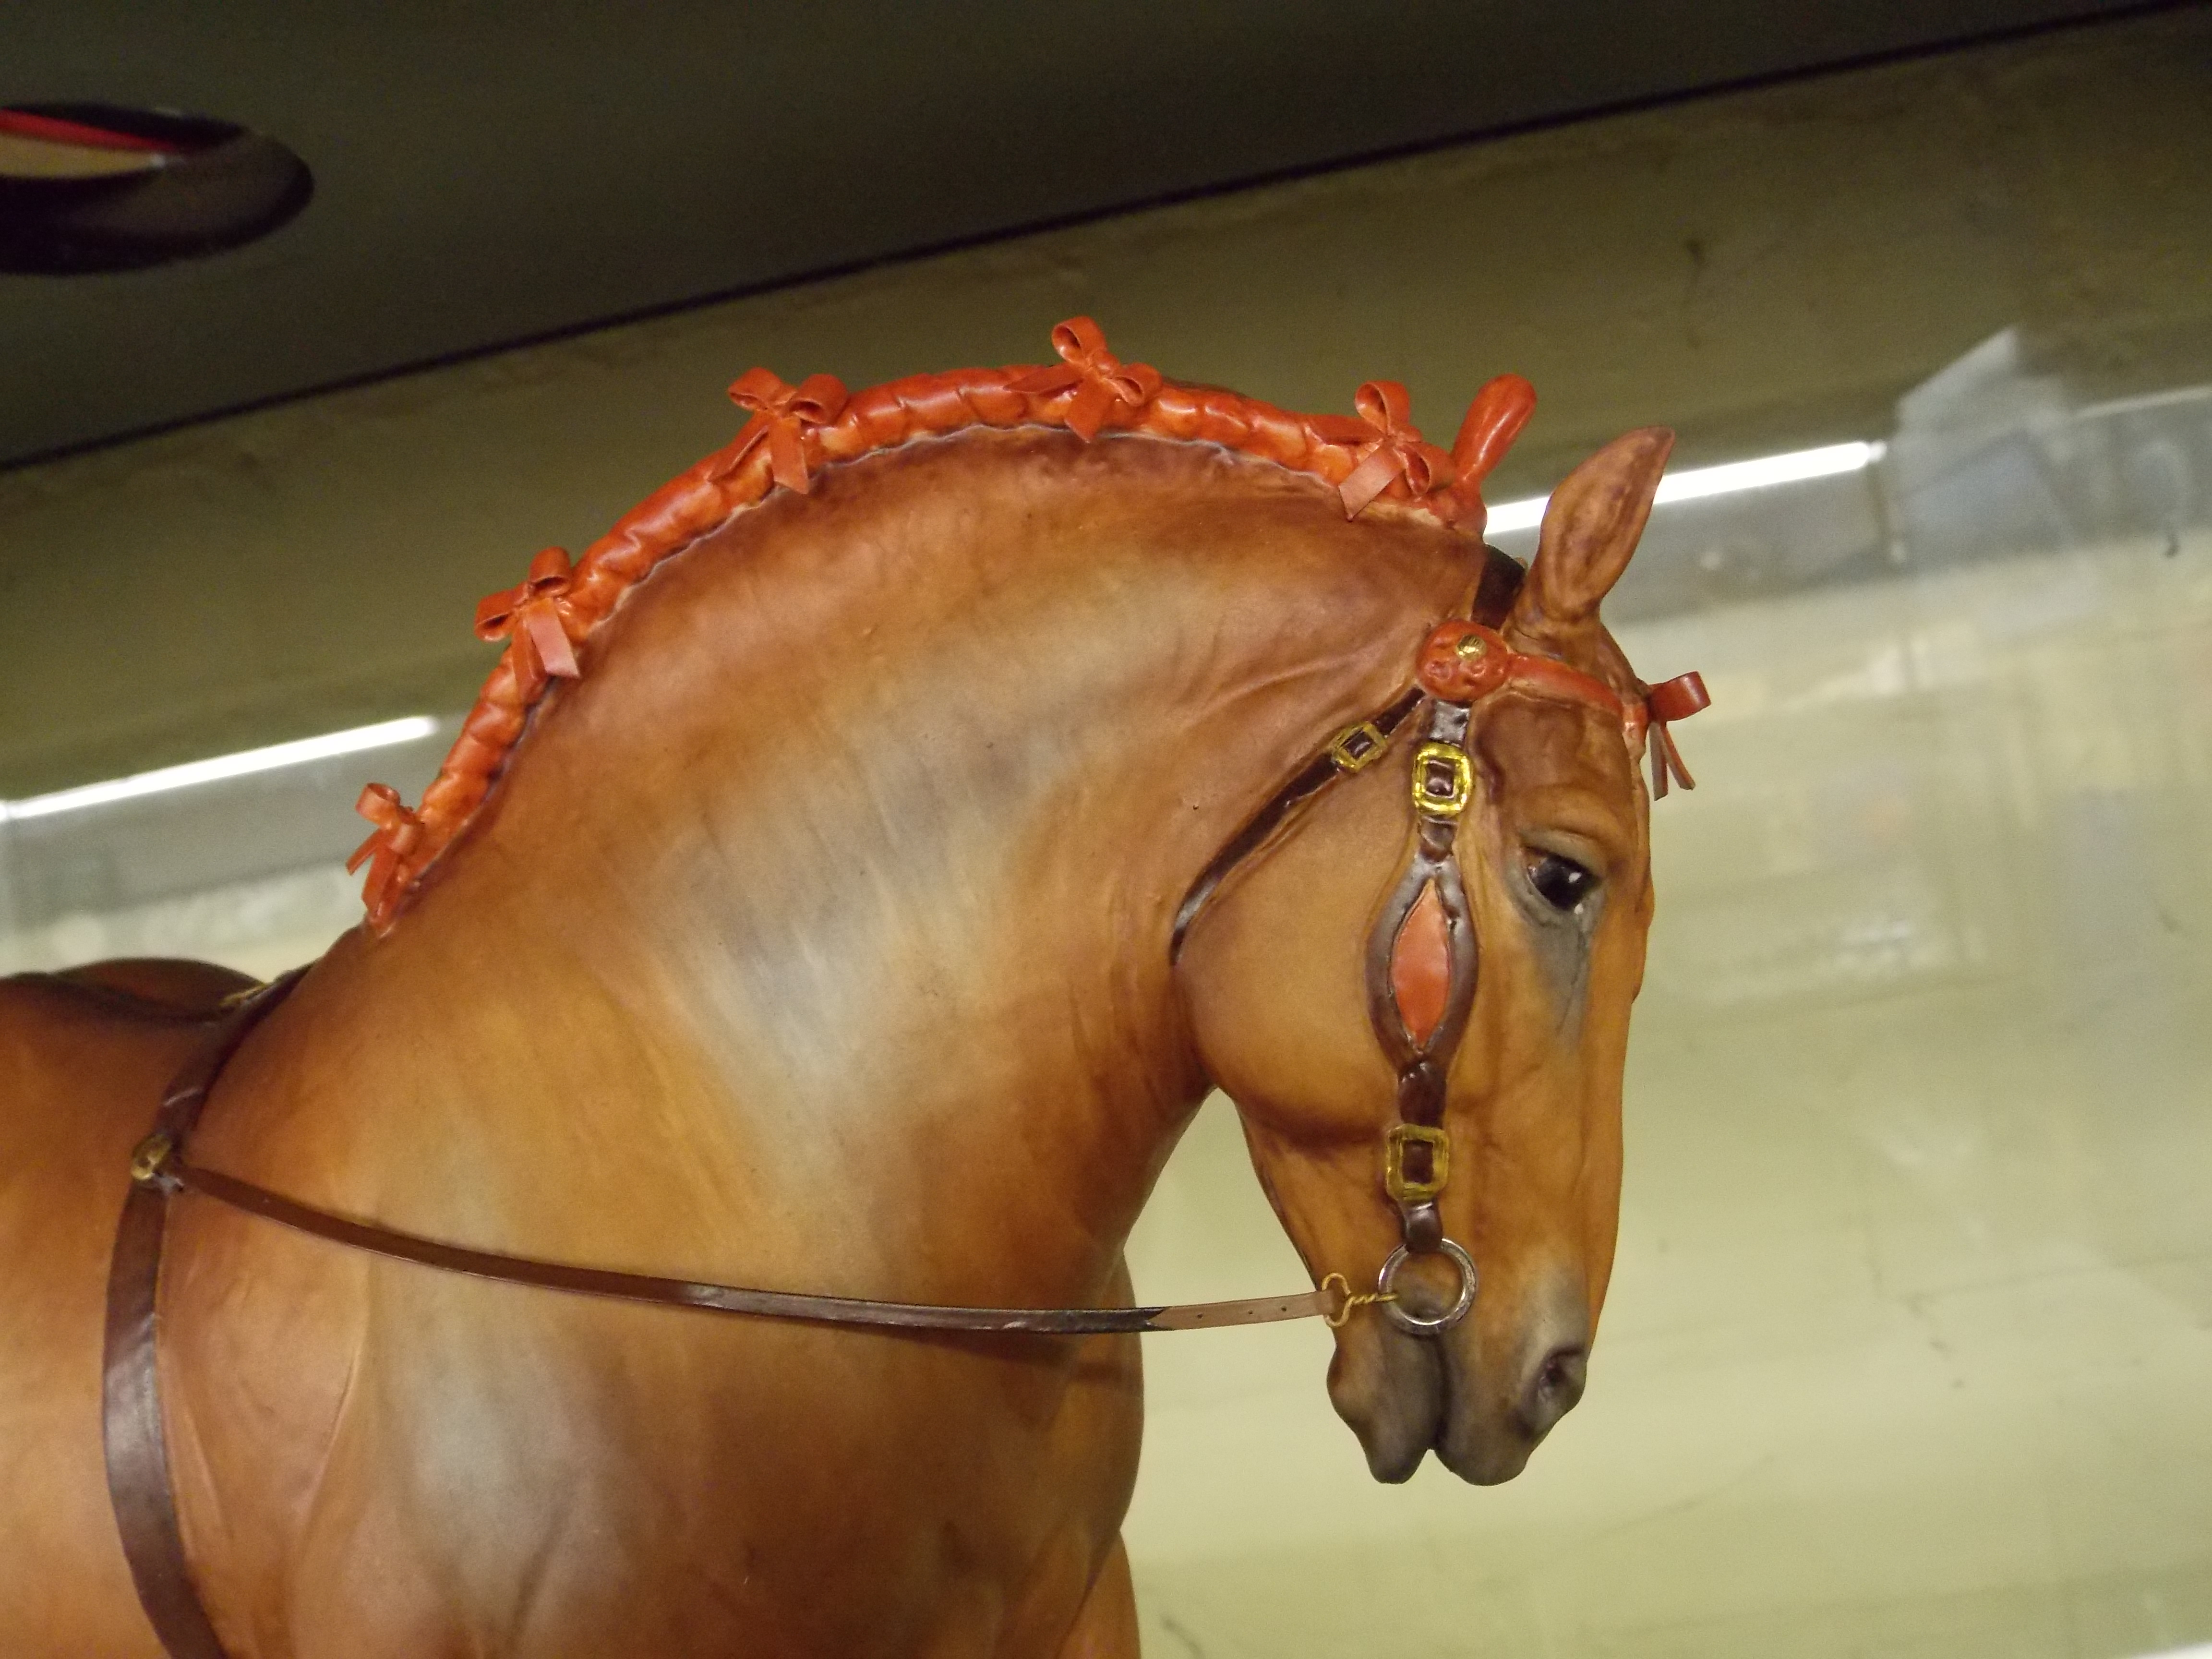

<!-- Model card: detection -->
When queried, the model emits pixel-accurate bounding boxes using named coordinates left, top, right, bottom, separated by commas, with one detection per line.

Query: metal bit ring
left=1377, top=1238, right=1477, bottom=1336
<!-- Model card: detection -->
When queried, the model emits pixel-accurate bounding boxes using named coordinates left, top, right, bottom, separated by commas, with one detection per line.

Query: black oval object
left=0, top=103, right=311, bottom=274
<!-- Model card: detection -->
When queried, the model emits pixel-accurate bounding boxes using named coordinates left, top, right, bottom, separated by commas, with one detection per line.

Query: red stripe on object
left=0, top=109, right=190, bottom=156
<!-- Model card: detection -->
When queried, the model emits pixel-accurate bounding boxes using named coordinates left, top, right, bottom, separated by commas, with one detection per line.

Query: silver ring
left=1378, top=1238, right=1477, bottom=1336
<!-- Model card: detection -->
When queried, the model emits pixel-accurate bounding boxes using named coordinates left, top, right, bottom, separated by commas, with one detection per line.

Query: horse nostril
left=1521, top=1344, right=1588, bottom=1434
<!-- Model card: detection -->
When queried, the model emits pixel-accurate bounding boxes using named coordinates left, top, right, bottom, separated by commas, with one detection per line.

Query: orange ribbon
left=1433, top=373, right=1537, bottom=528
left=475, top=547, right=584, bottom=699
left=1324, top=382, right=1456, bottom=519
left=1010, top=316, right=1162, bottom=441
left=725, top=368, right=849, bottom=493
left=1643, top=672, right=1710, bottom=798
left=348, top=783, right=423, bottom=926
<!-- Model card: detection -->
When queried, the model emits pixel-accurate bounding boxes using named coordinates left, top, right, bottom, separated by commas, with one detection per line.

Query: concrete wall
left=3, top=6, right=2208, bottom=797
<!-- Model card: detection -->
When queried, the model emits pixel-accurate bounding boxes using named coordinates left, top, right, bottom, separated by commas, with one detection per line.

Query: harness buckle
left=1326, top=720, right=1389, bottom=773
left=1383, top=1123, right=1450, bottom=1205
left=1410, top=743, right=1473, bottom=819
left=129, top=1131, right=177, bottom=1188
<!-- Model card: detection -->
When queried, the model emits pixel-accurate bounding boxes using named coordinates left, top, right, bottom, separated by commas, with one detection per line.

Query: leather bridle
left=100, top=591, right=1704, bottom=1659
left=1171, top=608, right=1707, bottom=1336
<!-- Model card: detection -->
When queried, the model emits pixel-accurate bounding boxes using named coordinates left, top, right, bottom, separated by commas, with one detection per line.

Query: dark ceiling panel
left=0, top=0, right=2155, bottom=468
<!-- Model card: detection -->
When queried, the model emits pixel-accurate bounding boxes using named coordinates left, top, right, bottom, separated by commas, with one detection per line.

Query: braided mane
left=349, top=317, right=1538, bottom=931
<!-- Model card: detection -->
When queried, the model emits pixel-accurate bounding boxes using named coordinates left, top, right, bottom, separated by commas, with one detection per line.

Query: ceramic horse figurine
left=0, top=319, right=1705, bottom=1658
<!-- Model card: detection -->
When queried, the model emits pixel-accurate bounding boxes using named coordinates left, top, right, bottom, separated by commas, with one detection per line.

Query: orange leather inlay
left=1390, top=882, right=1453, bottom=1046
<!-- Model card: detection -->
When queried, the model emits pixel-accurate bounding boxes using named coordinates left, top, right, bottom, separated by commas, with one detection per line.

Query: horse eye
left=1528, top=852, right=1597, bottom=912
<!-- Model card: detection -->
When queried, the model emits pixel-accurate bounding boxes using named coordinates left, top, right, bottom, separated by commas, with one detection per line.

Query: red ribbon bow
left=348, top=782, right=423, bottom=927
left=725, top=368, right=849, bottom=494
left=1325, top=382, right=1457, bottom=519
left=1642, top=671, right=1711, bottom=798
left=475, top=547, right=584, bottom=699
left=1010, top=316, right=1162, bottom=442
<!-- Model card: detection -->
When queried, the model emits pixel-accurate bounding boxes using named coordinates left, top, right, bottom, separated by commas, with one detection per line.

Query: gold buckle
left=1383, top=1124, right=1450, bottom=1205
left=129, top=1131, right=176, bottom=1186
left=1410, top=743, right=1473, bottom=819
left=1326, top=721, right=1388, bottom=773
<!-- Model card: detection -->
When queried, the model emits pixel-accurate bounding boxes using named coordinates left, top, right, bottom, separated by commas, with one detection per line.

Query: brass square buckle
left=1326, top=720, right=1388, bottom=774
left=1411, top=743, right=1473, bottom=819
left=1383, top=1123, right=1450, bottom=1205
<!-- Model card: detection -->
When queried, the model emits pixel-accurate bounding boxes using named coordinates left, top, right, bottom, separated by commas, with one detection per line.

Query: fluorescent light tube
left=0, top=716, right=440, bottom=823
left=1484, top=439, right=1884, bottom=536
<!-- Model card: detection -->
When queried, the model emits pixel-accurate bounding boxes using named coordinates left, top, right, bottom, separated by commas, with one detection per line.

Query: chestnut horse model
left=0, top=320, right=1704, bottom=1657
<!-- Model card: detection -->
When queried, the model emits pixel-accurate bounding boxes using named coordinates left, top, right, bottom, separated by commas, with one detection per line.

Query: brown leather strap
left=161, top=1159, right=1335, bottom=1336
left=1364, top=700, right=1482, bottom=1255
left=104, top=972, right=304, bottom=1659
left=1171, top=686, right=1423, bottom=960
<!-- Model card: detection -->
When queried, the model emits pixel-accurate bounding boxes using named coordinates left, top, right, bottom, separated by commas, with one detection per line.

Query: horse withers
left=0, top=324, right=1699, bottom=1657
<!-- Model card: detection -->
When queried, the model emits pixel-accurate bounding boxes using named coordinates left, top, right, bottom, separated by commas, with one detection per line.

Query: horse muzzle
left=1330, top=1268, right=1592, bottom=1486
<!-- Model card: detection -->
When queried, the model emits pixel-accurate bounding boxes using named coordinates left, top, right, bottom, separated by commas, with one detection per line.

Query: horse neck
left=289, top=436, right=1477, bottom=1303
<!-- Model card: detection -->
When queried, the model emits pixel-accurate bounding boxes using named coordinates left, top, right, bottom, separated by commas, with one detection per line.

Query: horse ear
left=1506, top=427, right=1672, bottom=651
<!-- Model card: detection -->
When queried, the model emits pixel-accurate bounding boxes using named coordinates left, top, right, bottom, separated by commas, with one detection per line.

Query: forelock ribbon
left=348, top=783, right=423, bottom=928
left=475, top=546, right=584, bottom=700
left=1010, top=316, right=1162, bottom=441
left=1325, top=381, right=1457, bottom=519
left=724, top=368, right=850, bottom=493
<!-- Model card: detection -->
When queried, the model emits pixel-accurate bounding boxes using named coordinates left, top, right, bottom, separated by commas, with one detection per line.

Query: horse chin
left=1433, top=1411, right=1540, bottom=1487
left=1328, top=1330, right=1545, bottom=1487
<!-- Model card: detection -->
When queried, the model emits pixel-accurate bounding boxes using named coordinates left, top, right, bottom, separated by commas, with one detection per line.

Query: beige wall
left=3, top=8, right=2208, bottom=798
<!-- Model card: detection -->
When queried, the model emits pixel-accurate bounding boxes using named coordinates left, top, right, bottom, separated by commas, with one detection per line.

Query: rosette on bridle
left=1010, top=316, right=1162, bottom=441
left=348, top=783, right=423, bottom=929
left=721, top=368, right=850, bottom=494
left=1317, top=381, right=1457, bottom=518
left=474, top=547, right=585, bottom=701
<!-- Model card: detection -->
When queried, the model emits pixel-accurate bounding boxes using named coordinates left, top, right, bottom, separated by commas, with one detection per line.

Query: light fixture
left=0, top=718, right=440, bottom=824
left=0, top=103, right=311, bottom=274
left=1486, top=440, right=1885, bottom=535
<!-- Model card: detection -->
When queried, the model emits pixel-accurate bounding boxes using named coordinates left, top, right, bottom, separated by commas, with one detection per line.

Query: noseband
left=1171, top=609, right=1708, bottom=1337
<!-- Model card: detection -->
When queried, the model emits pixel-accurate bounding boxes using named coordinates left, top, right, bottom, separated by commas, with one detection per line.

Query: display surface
left=0, top=321, right=1703, bottom=1656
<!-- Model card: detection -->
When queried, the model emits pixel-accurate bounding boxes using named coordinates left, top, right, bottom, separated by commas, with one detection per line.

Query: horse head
left=1176, top=427, right=1680, bottom=1485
